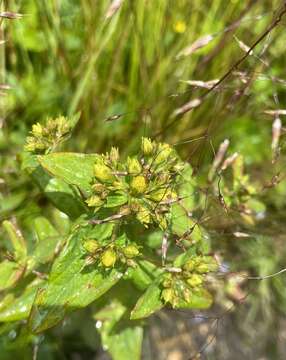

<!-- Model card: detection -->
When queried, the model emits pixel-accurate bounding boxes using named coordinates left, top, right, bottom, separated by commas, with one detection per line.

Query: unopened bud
left=141, top=137, right=154, bottom=155
left=183, top=259, right=196, bottom=272
left=94, top=163, right=114, bottom=182
left=161, top=288, right=175, bottom=303
left=101, top=249, right=117, bottom=267
left=130, top=176, right=147, bottom=194
left=196, top=263, right=209, bottom=274
left=83, top=239, right=99, bottom=253
left=122, top=244, right=139, bottom=258
left=186, top=274, right=203, bottom=287
left=56, top=116, right=70, bottom=135
left=127, top=157, right=142, bottom=174
left=110, top=147, right=119, bottom=163
left=136, top=206, right=151, bottom=225
left=92, top=183, right=106, bottom=193
left=155, top=144, right=173, bottom=164
left=32, top=123, right=43, bottom=137
left=86, top=195, right=103, bottom=207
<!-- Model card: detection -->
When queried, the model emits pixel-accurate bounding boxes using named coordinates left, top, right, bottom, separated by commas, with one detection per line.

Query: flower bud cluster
left=161, top=255, right=217, bottom=307
left=25, top=116, right=72, bottom=153
left=86, top=137, right=185, bottom=230
left=83, top=238, right=140, bottom=268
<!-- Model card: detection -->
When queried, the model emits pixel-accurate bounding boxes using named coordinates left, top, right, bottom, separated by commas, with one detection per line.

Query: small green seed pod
left=196, top=263, right=210, bottom=274
left=109, top=147, right=119, bottom=163
left=154, top=144, right=173, bottom=164
left=136, top=206, right=151, bottom=225
left=161, top=288, right=175, bottom=303
left=130, top=176, right=147, bottom=194
left=186, top=274, right=203, bottom=288
left=83, top=239, right=100, bottom=253
left=94, top=163, right=114, bottom=182
left=86, top=195, right=103, bottom=207
left=32, top=123, right=43, bottom=137
left=101, top=249, right=117, bottom=267
left=122, top=245, right=140, bottom=258
left=183, top=259, right=196, bottom=272
left=141, top=137, right=154, bottom=155
left=127, top=157, right=142, bottom=174
left=92, top=183, right=106, bottom=194
left=162, top=278, right=172, bottom=288
left=56, top=116, right=70, bottom=135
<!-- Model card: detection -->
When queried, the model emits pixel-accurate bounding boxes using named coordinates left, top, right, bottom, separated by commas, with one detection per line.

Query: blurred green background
left=1, top=0, right=286, bottom=359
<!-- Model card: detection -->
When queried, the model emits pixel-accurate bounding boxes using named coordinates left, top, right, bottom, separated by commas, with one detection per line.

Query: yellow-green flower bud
left=92, top=183, right=106, bottom=193
left=32, top=123, right=43, bottom=137
left=173, top=163, right=185, bottom=173
left=94, top=163, right=114, bottom=182
left=155, top=213, right=168, bottom=230
left=127, top=157, right=142, bottom=174
left=86, top=195, right=103, bottom=207
left=130, top=176, right=147, bottom=194
left=119, top=205, right=131, bottom=216
left=186, top=274, right=203, bottom=288
left=101, top=249, right=117, bottom=267
left=141, top=137, right=154, bottom=155
left=56, top=116, right=70, bottom=135
left=122, top=245, right=140, bottom=258
left=83, top=239, right=99, bottom=253
left=136, top=206, right=151, bottom=225
left=147, top=189, right=165, bottom=202
left=162, top=279, right=172, bottom=288
left=155, top=144, right=173, bottom=164
left=47, top=118, right=56, bottom=131
left=110, top=147, right=119, bottom=163
left=183, top=259, right=196, bottom=272
left=183, top=288, right=191, bottom=303
left=196, top=264, right=210, bottom=274
left=148, top=189, right=175, bottom=202
left=161, top=288, right=175, bottom=303
left=24, top=138, right=37, bottom=152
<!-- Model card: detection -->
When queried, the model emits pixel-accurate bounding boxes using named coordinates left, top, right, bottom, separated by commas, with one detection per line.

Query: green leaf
left=105, top=192, right=128, bottom=208
left=2, top=220, right=27, bottom=260
left=39, top=152, right=99, bottom=194
left=173, top=247, right=196, bottom=267
left=0, top=192, right=26, bottom=215
left=0, top=280, right=42, bottom=322
left=128, top=260, right=162, bottom=290
left=174, top=288, right=213, bottom=309
left=27, top=217, right=62, bottom=270
left=21, top=152, right=86, bottom=219
left=0, top=261, right=25, bottom=291
left=177, top=164, right=197, bottom=211
left=33, top=216, right=59, bottom=241
left=29, top=226, right=122, bottom=333
left=95, top=301, right=143, bottom=360
left=170, top=203, right=202, bottom=242
left=130, top=281, right=164, bottom=319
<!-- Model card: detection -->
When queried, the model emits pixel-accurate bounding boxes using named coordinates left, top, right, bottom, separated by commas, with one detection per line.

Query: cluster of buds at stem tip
left=25, top=116, right=76, bottom=154
left=83, top=238, right=140, bottom=268
left=160, top=255, right=218, bottom=306
left=87, top=137, right=184, bottom=229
